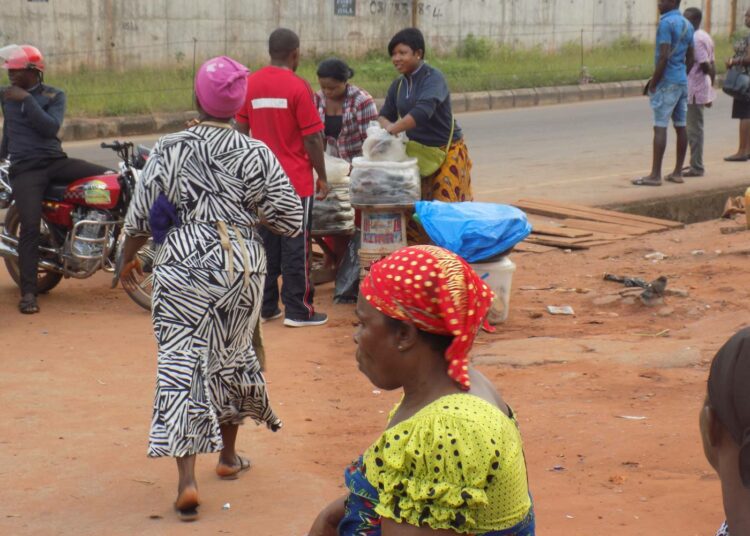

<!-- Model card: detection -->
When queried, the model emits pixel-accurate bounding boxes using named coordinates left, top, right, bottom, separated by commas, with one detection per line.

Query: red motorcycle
left=0, top=141, right=154, bottom=309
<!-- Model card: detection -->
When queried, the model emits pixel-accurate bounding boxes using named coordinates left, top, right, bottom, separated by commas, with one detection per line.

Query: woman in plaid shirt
left=314, top=58, right=378, bottom=162
left=313, top=59, right=378, bottom=304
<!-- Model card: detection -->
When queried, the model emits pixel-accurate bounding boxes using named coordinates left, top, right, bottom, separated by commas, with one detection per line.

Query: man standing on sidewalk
left=683, top=7, right=716, bottom=178
left=633, top=0, right=694, bottom=187
left=236, top=28, right=330, bottom=327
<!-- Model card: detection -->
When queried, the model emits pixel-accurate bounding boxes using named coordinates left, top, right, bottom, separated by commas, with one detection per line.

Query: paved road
left=66, top=94, right=749, bottom=207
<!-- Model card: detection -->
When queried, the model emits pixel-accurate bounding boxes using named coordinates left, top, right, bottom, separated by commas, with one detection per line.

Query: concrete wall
left=0, top=0, right=745, bottom=71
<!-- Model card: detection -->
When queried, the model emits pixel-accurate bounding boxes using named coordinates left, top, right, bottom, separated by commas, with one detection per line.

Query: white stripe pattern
left=123, top=125, right=303, bottom=457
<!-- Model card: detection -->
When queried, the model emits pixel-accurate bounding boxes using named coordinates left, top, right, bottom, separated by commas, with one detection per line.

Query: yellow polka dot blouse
left=362, top=394, right=532, bottom=533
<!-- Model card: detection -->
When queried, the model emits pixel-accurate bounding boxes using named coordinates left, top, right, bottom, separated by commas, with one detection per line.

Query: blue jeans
left=650, top=83, right=688, bottom=128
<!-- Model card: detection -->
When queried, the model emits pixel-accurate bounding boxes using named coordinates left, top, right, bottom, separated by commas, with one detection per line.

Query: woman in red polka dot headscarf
left=308, top=246, right=535, bottom=536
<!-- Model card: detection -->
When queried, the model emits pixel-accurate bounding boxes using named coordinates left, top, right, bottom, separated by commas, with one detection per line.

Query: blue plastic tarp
left=415, top=201, right=532, bottom=262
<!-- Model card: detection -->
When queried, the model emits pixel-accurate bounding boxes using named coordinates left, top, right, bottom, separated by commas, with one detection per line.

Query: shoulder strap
left=446, top=115, right=455, bottom=150
left=396, top=77, right=404, bottom=120
left=669, top=19, right=690, bottom=59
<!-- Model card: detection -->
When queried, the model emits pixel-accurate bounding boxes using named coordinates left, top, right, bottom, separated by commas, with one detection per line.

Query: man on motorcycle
left=0, top=45, right=112, bottom=314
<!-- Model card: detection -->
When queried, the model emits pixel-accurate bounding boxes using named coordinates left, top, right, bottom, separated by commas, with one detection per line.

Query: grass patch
left=40, top=36, right=736, bottom=117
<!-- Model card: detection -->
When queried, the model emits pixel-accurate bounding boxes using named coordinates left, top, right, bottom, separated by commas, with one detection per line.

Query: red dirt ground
left=1, top=218, right=747, bottom=535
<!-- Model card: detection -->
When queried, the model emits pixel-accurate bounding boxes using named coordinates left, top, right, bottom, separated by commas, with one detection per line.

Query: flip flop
left=216, top=455, right=252, bottom=480
left=683, top=169, right=704, bottom=177
left=724, top=154, right=749, bottom=162
left=174, top=485, right=200, bottom=522
left=18, top=294, right=39, bottom=314
left=665, top=174, right=684, bottom=184
left=631, top=177, right=662, bottom=186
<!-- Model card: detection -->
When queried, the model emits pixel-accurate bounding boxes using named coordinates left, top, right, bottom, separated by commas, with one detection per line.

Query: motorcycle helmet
left=0, top=44, right=45, bottom=72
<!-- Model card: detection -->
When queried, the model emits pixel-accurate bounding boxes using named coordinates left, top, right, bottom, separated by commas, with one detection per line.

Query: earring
left=398, top=345, right=404, bottom=351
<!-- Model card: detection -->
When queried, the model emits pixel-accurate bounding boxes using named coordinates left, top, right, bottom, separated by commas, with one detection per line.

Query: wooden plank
left=517, top=200, right=666, bottom=231
left=572, top=240, right=615, bottom=248
left=583, top=231, right=631, bottom=241
left=524, top=235, right=590, bottom=249
left=514, top=242, right=557, bottom=253
left=530, top=223, right=593, bottom=239
left=562, top=218, right=651, bottom=236
left=521, top=197, right=682, bottom=228
left=513, top=200, right=665, bottom=232
left=520, top=198, right=684, bottom=229
left=527, top=232, right=624, bottom=246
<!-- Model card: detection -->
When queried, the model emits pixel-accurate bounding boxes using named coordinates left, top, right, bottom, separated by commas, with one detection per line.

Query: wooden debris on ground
left=513, top=198, right=683, bottom=252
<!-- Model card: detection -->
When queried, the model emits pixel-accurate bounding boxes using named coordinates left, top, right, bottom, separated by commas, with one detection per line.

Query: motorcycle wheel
left=117, top=236, right=155, bottom=311
left=3, top=205, right=64, bottom=294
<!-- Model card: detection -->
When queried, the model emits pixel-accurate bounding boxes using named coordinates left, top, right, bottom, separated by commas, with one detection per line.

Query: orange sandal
left=216, top=455, right=251, bottom=480
left=174, top=485, right=200, bottom=522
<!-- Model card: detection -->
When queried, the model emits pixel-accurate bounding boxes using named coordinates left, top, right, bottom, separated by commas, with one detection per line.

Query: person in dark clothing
left=378, top=28, right=472, bottom=244
left=0, top=45, right=112, bottom=314
left=700, top=328, right=750, bottom=536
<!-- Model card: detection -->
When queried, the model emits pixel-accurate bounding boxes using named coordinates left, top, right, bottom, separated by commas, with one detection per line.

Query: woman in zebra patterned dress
left=118, top=57, right=303, bottom=520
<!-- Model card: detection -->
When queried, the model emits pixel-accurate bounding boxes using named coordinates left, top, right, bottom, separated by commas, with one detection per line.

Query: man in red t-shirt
left=236, top=28, right=329, bottom=327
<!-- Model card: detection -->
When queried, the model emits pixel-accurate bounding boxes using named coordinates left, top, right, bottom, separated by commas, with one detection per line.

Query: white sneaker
left=283, top=312, right=328, bottom=327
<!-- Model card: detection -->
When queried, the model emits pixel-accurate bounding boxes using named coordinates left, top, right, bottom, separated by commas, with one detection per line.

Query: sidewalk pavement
left=0, top=80, right=651, bottom=143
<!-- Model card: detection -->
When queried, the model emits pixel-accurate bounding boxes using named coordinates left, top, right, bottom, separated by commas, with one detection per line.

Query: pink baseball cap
left=194, top=56, right=249, bottom=119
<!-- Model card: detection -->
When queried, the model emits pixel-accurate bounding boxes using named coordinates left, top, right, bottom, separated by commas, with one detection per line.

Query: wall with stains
left=0, top=0, right=741, bottom=71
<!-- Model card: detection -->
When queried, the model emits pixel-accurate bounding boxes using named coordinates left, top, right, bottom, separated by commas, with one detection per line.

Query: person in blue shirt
left=633, top=0, right=694, bottom=187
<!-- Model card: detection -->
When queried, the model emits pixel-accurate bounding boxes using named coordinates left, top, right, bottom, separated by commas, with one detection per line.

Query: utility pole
left=705, top=0, right=712, bottom=34
left=412, top=0, right=418, bottom=27
left=731, top=0, right=738, bottom=36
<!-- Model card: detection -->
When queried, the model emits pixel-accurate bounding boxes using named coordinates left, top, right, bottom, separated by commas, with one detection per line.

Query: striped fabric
left=124, top=124, right=303, bottom=457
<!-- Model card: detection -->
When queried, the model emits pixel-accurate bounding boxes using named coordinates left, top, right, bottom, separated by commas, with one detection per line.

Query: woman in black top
left=378, top=28, right=473, bottom=244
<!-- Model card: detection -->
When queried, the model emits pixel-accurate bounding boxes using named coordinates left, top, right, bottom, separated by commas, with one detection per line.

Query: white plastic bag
left=350, top=157, right=420, bottom=205
left=324, top=153, right=351, bottom=187
left=362, top=123, right=408, bottom=162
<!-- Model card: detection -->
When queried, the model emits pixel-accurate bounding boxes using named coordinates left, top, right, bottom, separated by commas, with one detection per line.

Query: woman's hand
left=378, top=117, right=394, bottom=131
left=306, top=511, right=339, bottom=536
left=727, top=58, right=735, bottom=69
left=112, top=235, right=149, bottom=289
left=306, top=495, right=347, bottom=536
left=112, top=256, right=143, bottom=291
left=121, top=258, right=143, bottom=280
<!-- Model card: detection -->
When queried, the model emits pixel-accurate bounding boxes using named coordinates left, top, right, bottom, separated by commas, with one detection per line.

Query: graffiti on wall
left=368, top=1, right=443, bottom=18
left=335, top=0, right=356, bottom=16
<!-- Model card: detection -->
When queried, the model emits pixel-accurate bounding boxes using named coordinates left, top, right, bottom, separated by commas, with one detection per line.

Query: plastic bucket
left=360, top=209, right=408, bottom=252
left=470, top=256, right=516, bottom=324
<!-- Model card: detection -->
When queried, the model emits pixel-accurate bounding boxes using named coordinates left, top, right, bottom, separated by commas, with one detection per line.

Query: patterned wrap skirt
left=407, top=138, right=473, bottom=244
left=147, top=262, right=281, bottom=458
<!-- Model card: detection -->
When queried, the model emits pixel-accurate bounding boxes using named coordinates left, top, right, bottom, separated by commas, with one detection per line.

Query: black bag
left=723, top=66, right=750, bottom=101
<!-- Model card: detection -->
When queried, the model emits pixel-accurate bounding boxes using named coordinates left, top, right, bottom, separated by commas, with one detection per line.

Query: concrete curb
left=38, top=80, right=655, bottom=142
left=59, top=111, right=199, bottom=142
left=607, top=184, right=747, bottom=225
